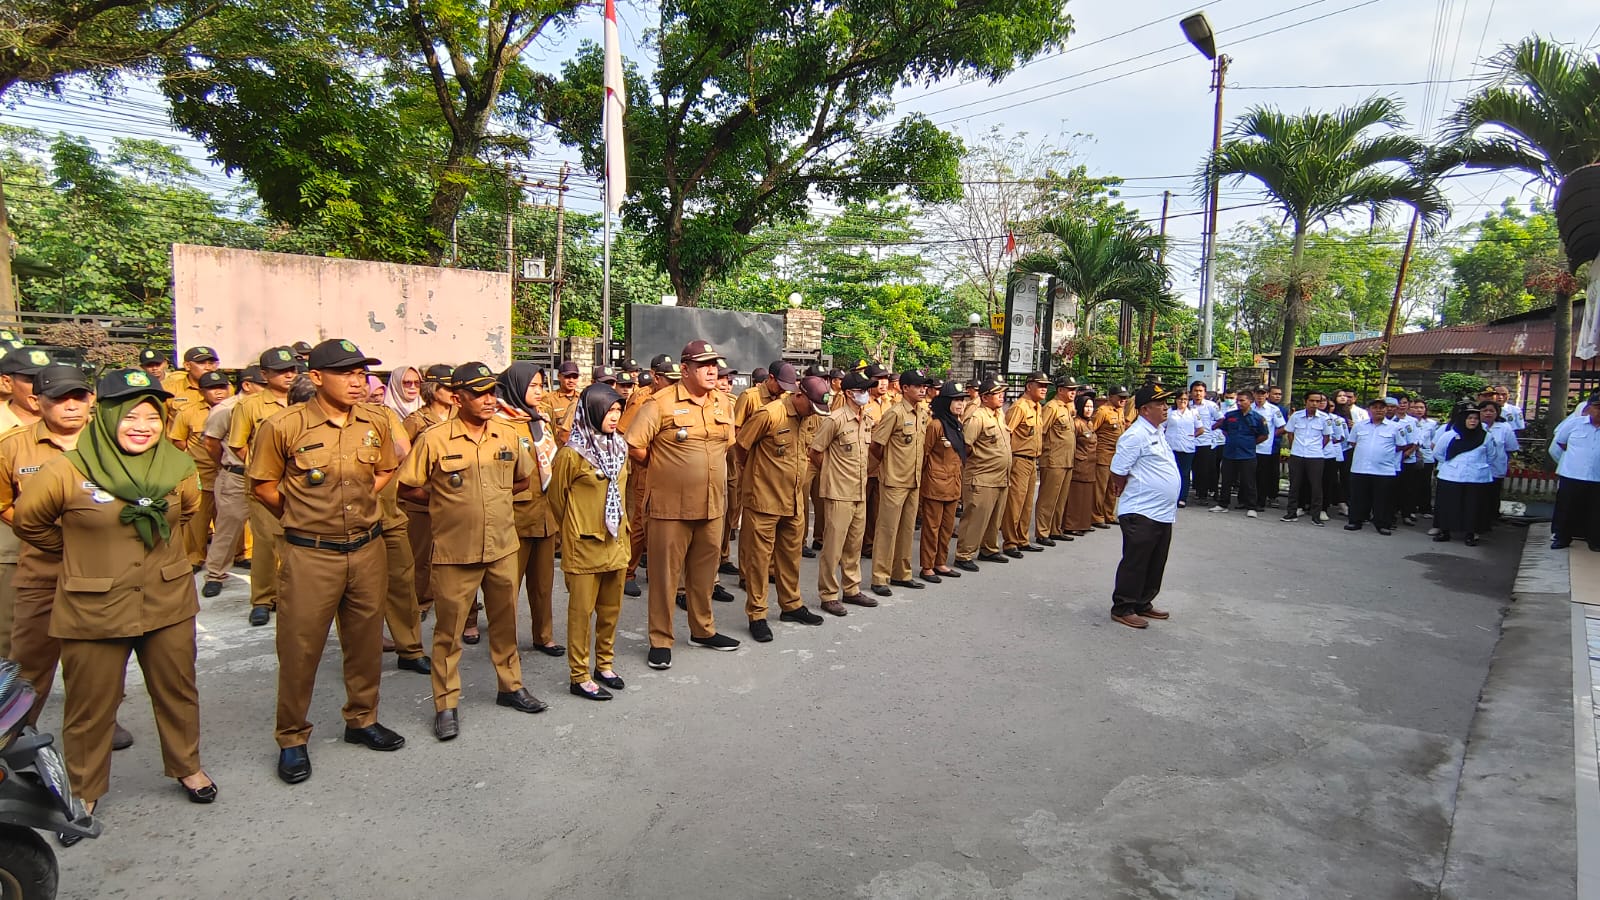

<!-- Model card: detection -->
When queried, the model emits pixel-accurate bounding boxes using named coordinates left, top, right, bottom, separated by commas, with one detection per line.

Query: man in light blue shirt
left=1552, top=395, right=1600, bottom=551
left=1109, top=384, right=1181, bottom=630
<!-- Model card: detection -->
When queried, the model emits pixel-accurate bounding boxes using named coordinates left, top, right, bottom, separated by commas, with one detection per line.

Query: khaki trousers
left=381, top=525, right=424, bottom=660
left=862, top=478, right=880, bottom=554
left=809, top=478, right=827, bottom=545
left=626, top=463, right=648, bottom=580
left=918, top=497, right=958, bottom=572
left=274, top=540, right=386, bottom=748
left=204, top=469, right=249, bottom=583
left=518, top=535, right=558, bottom=646
left=871, top=484, right=918, bottom=586
left=565, top=569, right=623, bottom=683
left=60, top=618, right=200, bottom=803
left=740, top=508, right=803, bottom=619
left=1002, top=457, right=1038, bottom=549
left=0, top=560, right=15, bottom=659
left=955, top=482, right=1004, bottom=561
left=818, top=498, right=865, bottom=601
left=646, top=517, right=722, bottom=647
left=182, top=488, right=216, bottom=567
left=1035, top=466, right=1070, bottom=540
left=246, top=496, right=283, bottom=611
left=429, top=554, right=522, bottom=710
left=721, top=457, right=742, bottom=563
left=1094, top=463, right=1115, bottom=524
left=405, top=509, right=434, bottom=616
left=12, top=585, right=59, bottom=725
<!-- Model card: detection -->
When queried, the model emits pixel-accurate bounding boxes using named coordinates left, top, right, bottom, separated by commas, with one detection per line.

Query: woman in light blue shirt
left=1162, top=393, right=1203, bottom=507
left=1432, top=405, right=1493, bottom=546
left=1478, top=401, right=1518, bottom=533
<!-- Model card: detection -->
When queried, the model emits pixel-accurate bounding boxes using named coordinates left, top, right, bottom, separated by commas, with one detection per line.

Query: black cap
left=637, top=371, right=655, bottom=387
left=1026, top=371, right=1050, bottom=386
left=0, top=330, right=20, bottom=351
left=138, top=348, right=165, bottom=366
left=617, top=370, right=637, bottom=386
left=937, top=381, right=966, bottom=400
left=863, top=363, right=889, bottom=380
left=95, top=368, right=172, bottom=402
left=827, top=368, right=844, bottom=381
left=717, top=365, right=734, bottom=379
left=658, top=362, right=683, bottom=381
left=592, top=366, right=617, bottom=384
left=306, top=339, right=380, bottom=371
left=183, top=346, right=219, bottom=364
left=241, top=365, right=267, bottom=385
left=198, top=371, right=230, bottom=390
left=1055, top=374, right=1079, bottom=389
left=423, top=364, right=454, bottom=383
left=0, top=347, right=53, bottom=377
left=899, top=369, right=931, bottom=388
left=803, top=364, right=828, bottom=379
left=619, top=358, right=640, bottom=373
left=841, top=372, right=873, bottom=391
left=291, top=341, right=314, bottom=356
left=1108, top=384, right=1130, bottom=398
left=1133, top=383, right=1175, bottom=407
left=259, top=345, right=299, bottom=371
left=751, top=367, right=769, bottom=384
left=558, top=360, right=580, bottom=376
left=35, top=364, right=93, bottom=399
left=649, top=353, right=674, bottom=372
left=450, top=362, right=497, bottom=393
left=979, top=377, right=1006, bottom=395
left=771, top=362, right=799, bottom=393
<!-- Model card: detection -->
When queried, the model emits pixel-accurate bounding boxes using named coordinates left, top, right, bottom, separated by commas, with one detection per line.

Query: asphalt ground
left=43, top=504, right=1544, bottom=899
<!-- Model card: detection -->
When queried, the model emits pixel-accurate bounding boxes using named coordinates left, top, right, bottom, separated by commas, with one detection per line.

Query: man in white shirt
left=1109, top=384, right=1181, bottom=630
left=1343, top=398, right=1416, bottom=535
left=1552, top=395, right=1600, bottom=551
left=1392, top=393, right=1425, bottom=525
left=1282, top=390, right=1330, bottom=525
left=1253, top=386, right=1287, bottom=510
left=1493, top=384, right=1526, bottom=431
left=1188, top=381, right=1222, bottom=503
left=1406, top=400, right=1438, bottom=519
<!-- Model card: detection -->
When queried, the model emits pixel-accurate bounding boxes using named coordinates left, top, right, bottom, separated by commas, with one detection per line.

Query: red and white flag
left=603, top=0, right=627, bottom=217
left=1004, top=231, right=1016, bottom=256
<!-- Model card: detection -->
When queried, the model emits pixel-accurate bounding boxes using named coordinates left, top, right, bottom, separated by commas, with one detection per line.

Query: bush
left=1437, top=372, right=1487, bottom=401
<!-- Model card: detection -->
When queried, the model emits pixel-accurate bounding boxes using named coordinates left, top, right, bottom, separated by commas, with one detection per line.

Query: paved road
left=46, top=507, right=1536, bottom=899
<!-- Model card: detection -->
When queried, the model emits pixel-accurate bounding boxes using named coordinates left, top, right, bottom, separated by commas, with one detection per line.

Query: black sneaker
left=712, top=584, right=735, bottom=602
left=749, top=619, right=773, bottom=643
left=718, top=561, right=739, bottom=576
left=780, top=606, right=824, bottom=625
left=1343, top=523, right=1362, bottom=531
left=675, top=593, right=687, bottom=611
left=201, top=581, right=222, bottom=598
left=1310, top=518, right=1325, bottom=527
left=1280, top=514, right=1298, bottom=523
left=690, top=633, right=741, bottom=652
left=801, top=546, right=816, bottom=558
left=647, top=647, right=672, bottom=669
left=624, top=579, right=641, bottom=597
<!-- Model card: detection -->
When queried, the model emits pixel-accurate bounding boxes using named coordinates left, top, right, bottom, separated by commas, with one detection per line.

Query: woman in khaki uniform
left=918, top=382, right=967, bottom=582
left=401, top=365, right=454, bottom=626
left=14, top=369, right=216, bottom=835
left=1063, top=393, right=1100, bottom=535
left=495, top=363, right=564, bottom=657
left=548, top=384, right=629, bottom=700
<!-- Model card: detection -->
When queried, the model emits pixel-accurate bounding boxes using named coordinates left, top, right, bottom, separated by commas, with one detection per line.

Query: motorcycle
left=0, top=659, right=98, bottom=900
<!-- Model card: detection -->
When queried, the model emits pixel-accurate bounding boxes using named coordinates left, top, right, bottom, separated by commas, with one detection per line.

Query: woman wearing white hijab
left=385, top=365, right=425, bottom=420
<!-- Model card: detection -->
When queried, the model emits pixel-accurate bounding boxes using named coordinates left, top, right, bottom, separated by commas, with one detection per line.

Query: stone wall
left=562, top=336, right=601, bottom=387
left=785, top=308, right=824, bottom=353
left=950, top=327, right=1002, bottom=384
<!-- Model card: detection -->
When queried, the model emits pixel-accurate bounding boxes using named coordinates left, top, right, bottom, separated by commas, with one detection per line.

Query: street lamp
left=968, top=312, right=982, bottom=326
left=787, top=291, right=804, bottom=308
left=1182, top=11, right=1229, bottom=375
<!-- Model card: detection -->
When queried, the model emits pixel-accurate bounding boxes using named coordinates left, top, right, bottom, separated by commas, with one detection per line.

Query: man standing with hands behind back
left=1109, top=384, right=1181, bottom=630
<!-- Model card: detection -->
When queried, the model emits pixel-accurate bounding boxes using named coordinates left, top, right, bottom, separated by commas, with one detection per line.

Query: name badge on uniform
left=497, top=449, right=515, bottom=461
left=18, top=465, right=38, bottom=475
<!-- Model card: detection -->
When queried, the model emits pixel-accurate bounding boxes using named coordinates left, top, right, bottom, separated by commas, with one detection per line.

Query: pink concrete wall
left=171, top=245, right=512, bottom=370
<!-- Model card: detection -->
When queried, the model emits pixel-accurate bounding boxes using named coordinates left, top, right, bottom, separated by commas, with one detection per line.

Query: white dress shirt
left=1324, top=415, right=1349, bottom=461
left=1502, top=402, right=1526, bottom=431
left=1112, top=416, right=1181, bottom=524
left=1163, top=407, right=1201, bottom=453
left=1350, top=405, right=1371, bottom=425
left=1284, top=409, right=1330, bottom=459
left=1256, top=402, right=1286, bottom=456
left=1433, top=429, right=1494, bottom=483
left=1348, top=420, right=1405, bottom=476
left=1412, top=418, right=1439, bottom=463
left=1190, top=398, right=1223, bottom=447
left=1556, top=418, right=1600, bottom=481
left=1485, top=421, right=1518, bottom=478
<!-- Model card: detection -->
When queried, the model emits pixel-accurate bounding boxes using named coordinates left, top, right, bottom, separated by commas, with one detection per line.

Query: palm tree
left=1443, top=36, right=1600, bottom=424
left=1012, top=213, right=1171, bottom=372
left=1202, top=96, right=1447, bottom=402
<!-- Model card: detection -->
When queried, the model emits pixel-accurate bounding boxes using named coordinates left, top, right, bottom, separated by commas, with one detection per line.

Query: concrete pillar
left=785, top=308, right=824, bottom=353
left=950, top=327, right=1001, bottom=384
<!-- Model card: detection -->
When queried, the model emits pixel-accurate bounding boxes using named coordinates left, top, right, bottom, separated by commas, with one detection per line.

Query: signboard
left=1317, top=330, right=1381, bottom=346
left=1049, top=284, right=1077, bottom=351
left=989, top=313, right=1006, bottom=333
left=1006, top=274, right=1040, bottom=375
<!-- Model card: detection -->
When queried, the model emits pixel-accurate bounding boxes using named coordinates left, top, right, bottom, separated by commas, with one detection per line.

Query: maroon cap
left=771, top=362, right=799, bottom=393
left=681, top=340, right=721, bottom=363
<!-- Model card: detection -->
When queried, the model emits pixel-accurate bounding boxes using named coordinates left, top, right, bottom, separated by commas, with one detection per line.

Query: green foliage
left=1012, top=212, right=1170, bottom=352
left=0, top=0, right=224, bottom=97
left=1438, top=372, right=1488, bottom=400
left=1442, top=201, right=1567, bottom=324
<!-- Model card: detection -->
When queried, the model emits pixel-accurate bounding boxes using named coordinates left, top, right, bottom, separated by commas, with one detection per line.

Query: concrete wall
left=950, top=327, right=1002, bottom=384
left=172, top=245, right=512, bottom=370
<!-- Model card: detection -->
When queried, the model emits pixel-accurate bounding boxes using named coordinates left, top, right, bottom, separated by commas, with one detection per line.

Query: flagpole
left=601, top=200, right=613, bottom=354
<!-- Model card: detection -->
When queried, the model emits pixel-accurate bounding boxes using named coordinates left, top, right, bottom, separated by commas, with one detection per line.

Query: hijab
left=566, top=384, right=626, bottom=537
left=931, top=389, right=967, bottom=461
left=495, top=362, right=557, bottom=489
left=1444, top=404, right=1486, bottom=460
left=384, top=365, right=424, bottom=419
left=67, top=394, right=196, bottom=550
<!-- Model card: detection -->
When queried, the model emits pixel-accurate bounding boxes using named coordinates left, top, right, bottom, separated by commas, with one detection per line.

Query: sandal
left=179, top=773, right=218, bottom=804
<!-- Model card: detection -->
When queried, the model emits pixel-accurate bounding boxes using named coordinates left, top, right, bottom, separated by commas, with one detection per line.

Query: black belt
left=284, top=524, right=382, bottom=553
left=1014, top=454, right=1037, bottom=461
left=223, top=464, right=246, bottom=475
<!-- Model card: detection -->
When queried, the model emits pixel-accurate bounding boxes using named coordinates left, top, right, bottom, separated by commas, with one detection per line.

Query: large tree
left=0, top=0, right=224, bottom=98
left=1444, top=36, right=1600, bottom=422
left=1202, top=96, right=1448, bottom=402
left=1443, top=201, right=1566, bottom=325
left=542, top=0, right=1074, bottom=306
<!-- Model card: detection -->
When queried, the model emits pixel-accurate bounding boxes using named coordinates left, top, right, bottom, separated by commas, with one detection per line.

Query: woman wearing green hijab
left=14, top=368, right=217, bottom=839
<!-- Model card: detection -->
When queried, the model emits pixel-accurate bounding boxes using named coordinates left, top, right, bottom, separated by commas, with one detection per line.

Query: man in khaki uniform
left=618, top=360, right=659, bottom=598
left=400, top=363, right=455, bottom=618
left=809, top=371, right=877, bottom=616
left=1002, top=372, right=1050, bottom=556
left=137, top=347, right=169, bottom=382
left=198, top=367, right=261, bottom=598
left=168, top=370, right=230, bottom=568
left=954, top=377, right=1012, bottom=570
left=869, top=369, right=931, bottom=597
left=726, top=363, right=783, bottom=578
left=860, top=363, right=891, bottom=557
left=163, top=345, right=227, bottom=418
left=734, top=365, right=826, bottom=642
left=811, top=367, right=845, bottom=551
left=374, top=404, right=429, bottom=675
left=229, top=346, right=300, bottom=624
left=399, top=362, right=545, bottom=741
left=545, top=360, right=582, bottom=445
left=624, top=341, right=741, bottom=670
left=0, top=346, right=50, bottom=660
left=1092, top=385, right=1130, bottom=527
left=1035, top=375, right=1079, bottom=545
left=798, top=364, right=828, bottom=561
left=250, top=339, right=407, bottom=784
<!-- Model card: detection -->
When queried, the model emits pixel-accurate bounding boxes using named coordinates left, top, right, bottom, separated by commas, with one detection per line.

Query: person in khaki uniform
left=373, top=403, right=429, bottom=674
left=1002, top=372, right=1049, bottom=556
left=735, top=366, right=827, bottom=642
left=494, top=363, right=565, bottom=657
left=250, top=339, right=408, bottom=785
left=13, top=368, right=216, bottom=826
left=167, top=370, right=231, bottom=568
left=229, top=346, right=300, bottom=625
left=919, top=381, right=967, bottom=582
left=1092, top=385, right=1130, bottom=527
left=548, top=384, right=631, bottom=700
left=1063, top=392, right=1102, bottom=535
left=860, top=363, right=891, bottom=557
left=0, top=347, right=48, bottom=661
left=544, top=360, right=583, bottom=445
left=400, top=362, right=545, bottom=742
left=401, top=364, right=455, bottom=623
left=954, top=378, right=1012, bottom=570
left=809, top=371, right=877, bottom=616
left=162, top=345, right=226, bottom=419
left=624, top=341, right=741, bottom=671
left=1034, top=375, right=1079, bottom=545
left=869, top=369, right=931, bottom=597
left=198, top=368, right=262, bottom=598
left=618, top=361, right=661, bottom=598
left=725, top=364, right=783, bottom=578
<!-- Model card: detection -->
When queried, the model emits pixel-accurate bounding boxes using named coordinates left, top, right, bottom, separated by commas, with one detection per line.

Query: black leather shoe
left=810, top=540, right=822, bottom=551
left=1343, top=523, right=1362, bottom=531
left=1003, top=548, right=1024, bottom=559
left=749, top=619, right=773, bottom=642
left=676, top=593, right=687, bottom=610
left=890, top=579, right=924, bottom=590
left=624, top=579, right=641, bottom=597
left=248, top=606, right=270, bottom=626
left=955, top=559, right=981, bottom=572
left=180, top=777, right=217, bottom=804
left=201, top=581, right=222, bottom=598
left=593, top=669, right=625, bottom=690
left=343, top=723, right=406, bottom=751
left=398, top=655, right=432, bottom=674
left=978, top=553, right=1010, bottom=564
left=277, top=745, right=311, bottom=784
left=1092, top=522, right=1111, bottom=530
left=1552, top=539, right=1572, bottom=550
left=570, top=682, right=613, bottom=701
left=801, top=546, right=816, bottom=558
left=718, top=561, right=739, bottom=576
left=1035, top=537, right=1056, bottom=547
left=870, top=584, right=892, bottom=598
left=1019, top=544, right=1044, bottom=552
left=112, top=722, right=134, bottom=751
left=1051, top=533, right=1076, bottom=542
left=919, top=573, right=942, bottom=584
left=1376, top=527, right=1393, bottom=536
left=534, top=643, right=565, bottom=657
left=433, top=709, right=459, bottom=741
left=496, top=688, right=549, bottom=713
left=712, top=584, right=735, bottom=602
left=937, top=568, right=961, bottom=578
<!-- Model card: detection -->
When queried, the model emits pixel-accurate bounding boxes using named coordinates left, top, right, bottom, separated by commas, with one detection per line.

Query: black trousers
left=1191, top=446, right=1219, bottom=499
left=1286, top=456, right=1325, bottom=517
left=1396, top=462, right=1425, bottom=518
left=1218, top=456, right=1256, bottom=509
left=1554, top=477, right=1600, bottom=547
left=1112, top=514, right=1172, bottom=617
left=1254, top=452, right=1280, bottom=507
left=1348, top=473, right=1397, bottom=528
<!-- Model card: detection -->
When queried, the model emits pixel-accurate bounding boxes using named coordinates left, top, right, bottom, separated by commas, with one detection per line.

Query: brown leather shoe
left=1112, top=613, right=1149, bottom=629
left=841, top=593, right=878, bottom=608
left=1141, top=608, right=1171, bottom=620
left=820, top=600, right=848, bottom=617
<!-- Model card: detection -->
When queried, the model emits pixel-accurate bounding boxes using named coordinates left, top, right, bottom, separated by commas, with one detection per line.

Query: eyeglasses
left=401, top=379, right=421, bottom=387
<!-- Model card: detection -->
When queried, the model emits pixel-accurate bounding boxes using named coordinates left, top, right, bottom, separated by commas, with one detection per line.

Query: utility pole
left=1142, top=190, right=1172, bottom=365
left=1377, top=209, right=1420, bottom=395
left=0, top=170, right=15, bottom=313
left=504, top=163, right=517, bottom=280
left=550, top=164, right=567, bottom=344
left=1199, top=53, right=1229, bottom=360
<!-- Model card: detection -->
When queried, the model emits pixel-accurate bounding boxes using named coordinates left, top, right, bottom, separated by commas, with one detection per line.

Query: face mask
left=850, top=391, right=871, bottom=406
